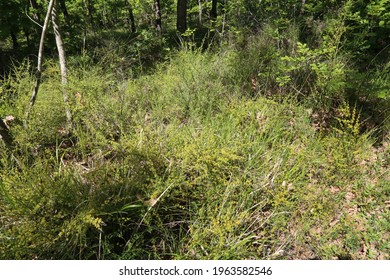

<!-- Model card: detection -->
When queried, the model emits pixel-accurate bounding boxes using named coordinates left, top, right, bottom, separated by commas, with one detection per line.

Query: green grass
left=0, top=34, right=389, bottom=260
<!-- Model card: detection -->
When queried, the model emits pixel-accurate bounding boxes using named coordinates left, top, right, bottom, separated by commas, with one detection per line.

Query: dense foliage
left=0, top=0, right=389, bottom=259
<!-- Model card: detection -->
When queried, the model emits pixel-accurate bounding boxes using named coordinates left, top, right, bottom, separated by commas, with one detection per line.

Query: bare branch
left=52, top=0, right=72, bottom=129
left=25, top=7, right=43, bottom=28
left=24, top=0, right=55, bottom=129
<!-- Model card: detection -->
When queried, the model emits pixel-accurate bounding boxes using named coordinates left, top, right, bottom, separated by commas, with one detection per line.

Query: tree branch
left=24, top=0, right=55, bottom=129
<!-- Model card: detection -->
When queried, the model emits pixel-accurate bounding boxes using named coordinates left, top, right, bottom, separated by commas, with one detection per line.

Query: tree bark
left=52, top=0, right=72, bottom=128
left=210, top=0, right=217, bottom=21
left=198, top=0, right=203, bottom=26
left=127, top=1, right=136, bottom=33
left=153, top=0, right=162, bottom=35
left=10, top=30, right=19, bottom=50
left=24, top=28, right=32, bottom=49
left=85, top=0, right=95, bottom=29
left=29, top=0, right=41, bottom=22
left=58, top=0, right=70, bottom=24
left=0, top=47, right=4, bottom=75
left=177, top=0, right=187, bottom=33
left=300, top=0, right=306, bottom=15
left=220, top=0, right=226, bottom=35
left=24, top=0, right=55, bottom=129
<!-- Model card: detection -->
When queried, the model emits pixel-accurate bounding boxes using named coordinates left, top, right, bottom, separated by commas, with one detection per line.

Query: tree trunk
left=220, top=0, right=226, bottom=35
left=29, top=0, right=41, bottom=22
left=52, top=0, right=72, bottom=129
left=127, top=1, right=136, bottom=33
left=177, top=0, right=187, bottom=33
left=300, top=0, right=306, bottom=15
left=210, top=0, right=217, bottom=21
left=58, top=0, right=70, bottom=24
left=24, top=28, right=32, bottom=49
left=0, top=47, right=4, bottom=75
left=85, top=0, right=95, bottom=29
left=24, top=0, right=56, bottom=129
left=198, top=0, right=202, bottom=26
left=10, top=30, right=19, bottom=50
left=153, top=0, right=162, bottom=35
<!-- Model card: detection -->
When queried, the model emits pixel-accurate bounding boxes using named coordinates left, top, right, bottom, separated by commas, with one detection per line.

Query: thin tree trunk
left=300, top=0, right=306, bottom=15
left=198, top=0, right=202, bottom=26
left=177, top=0, right=187, bottom=33
left=153, top=0, right=162, bottom=35
left=29, top=0, right=41, bottom=22
left=24, top=0, right=55, bottom=129
left=24, top=28, right=31, bottom=49
left=0, top=47, right=4, bottom=75
left=10, top=30, right=19, bottom=50
left=52, top=0, right=72, bottom=129
left=58, top=0, right=70, bottom=24
left=83, top=26, right=87, bottom=52
left=220, top=0, right=226, bottom=36
left=127, top=1, right=136, bottom=33
left=210, top=0, right=217, bottom=21
left=85, top=0, right=95, bottom=29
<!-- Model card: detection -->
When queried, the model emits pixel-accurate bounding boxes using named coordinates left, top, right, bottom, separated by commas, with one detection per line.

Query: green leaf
left=121, top=204, right=143, bottom=211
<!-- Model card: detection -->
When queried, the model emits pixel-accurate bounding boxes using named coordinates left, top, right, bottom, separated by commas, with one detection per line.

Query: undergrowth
left=0, top=28, right=389, bottom=260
